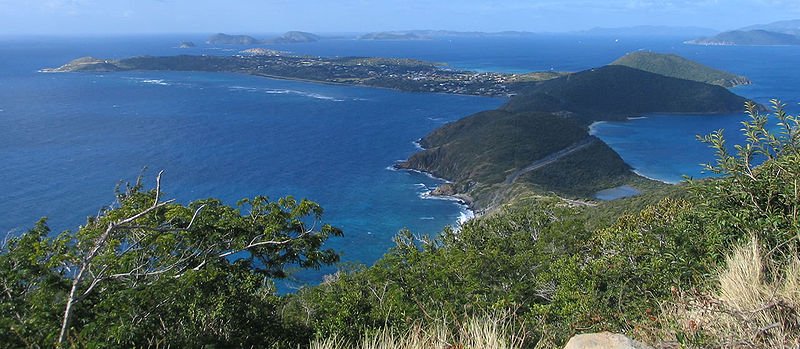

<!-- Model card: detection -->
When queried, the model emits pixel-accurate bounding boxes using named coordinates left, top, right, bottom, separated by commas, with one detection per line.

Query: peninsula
left=43, top=54, right=564, bottom=97
left=398, top=61, right=753, bottom=210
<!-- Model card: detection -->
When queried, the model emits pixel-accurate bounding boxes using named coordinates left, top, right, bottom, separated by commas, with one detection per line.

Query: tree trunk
left=58, top=264, right=86, bottom=345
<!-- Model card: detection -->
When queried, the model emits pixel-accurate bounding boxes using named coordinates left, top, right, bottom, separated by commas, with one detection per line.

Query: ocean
left=1, top=34, right=798, bottom=287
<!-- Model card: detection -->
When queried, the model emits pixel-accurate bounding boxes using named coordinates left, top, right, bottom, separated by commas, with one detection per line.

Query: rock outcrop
left=564, top=332, right=652, bottom=349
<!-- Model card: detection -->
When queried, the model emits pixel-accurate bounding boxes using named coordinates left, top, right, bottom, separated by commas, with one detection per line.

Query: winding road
left=504, top=137, right=599, bottom=184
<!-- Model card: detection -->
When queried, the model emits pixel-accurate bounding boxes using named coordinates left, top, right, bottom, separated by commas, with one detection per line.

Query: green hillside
left=504, top=65, right=750, bottom=123
left=400, top=61, right=753, bottom=209
left=397, top=110, right=644, bottom=208
left=611, top=51, right=750, bottom=87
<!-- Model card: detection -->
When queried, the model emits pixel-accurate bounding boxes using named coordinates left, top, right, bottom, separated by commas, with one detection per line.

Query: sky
left=1, top=0, right=799, bottom=35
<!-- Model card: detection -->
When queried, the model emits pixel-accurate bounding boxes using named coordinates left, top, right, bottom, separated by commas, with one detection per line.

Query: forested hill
left=610, top=51, right=751, bottom=88
left=400, top=60, right=754, bottom=210
left=503, top=65, right=750, bottom=123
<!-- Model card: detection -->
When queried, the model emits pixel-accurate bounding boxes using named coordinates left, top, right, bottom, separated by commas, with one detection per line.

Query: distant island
left=205, top=31, right=322, bottom=45
left=687, top=19, right=800, bottom=46
left=688, top=29, right=800, bottom=46
left=43, top=54, right=564, bottom=97
left=611, top=51, right=750, bottom=88
left=178, top=41, right=196, bottom=49
left=206, top=33, right=261, bottom=45
left=359, top=32, right=429, bottom=41
left=265, top=31, right=320, bottom=44
left=358, top=30, right=536, bottom=40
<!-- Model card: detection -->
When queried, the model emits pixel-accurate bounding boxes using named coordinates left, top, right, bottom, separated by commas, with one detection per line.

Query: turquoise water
left=2, top=34, right=798, bottom=287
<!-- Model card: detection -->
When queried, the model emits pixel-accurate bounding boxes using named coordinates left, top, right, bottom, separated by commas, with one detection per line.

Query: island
left=43, top=51, right=753, bottom=210
left=610, top=51, right=750, bottom=87
left=359, top=30, right=537, bottom=40
left=178, top=41, right=196, bottom=49
left=43, top=53, right=565, bottom=97
left=688, top=29, right=800, bottom=46
left=359, top=32, right=428, bottom=41
left=265, top=31, right=320, bottom=44
left=206, top=33, right=262, bottom=45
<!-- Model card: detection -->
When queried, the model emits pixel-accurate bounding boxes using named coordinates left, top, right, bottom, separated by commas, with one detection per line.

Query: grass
left=660, top=237, right=800, bottom=348
left=310, top=316, right=526, bottom=349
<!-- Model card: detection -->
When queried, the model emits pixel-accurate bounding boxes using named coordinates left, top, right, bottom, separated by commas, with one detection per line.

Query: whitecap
left=228, top=85, right=258, bottom=92
left=264, top=89, right=292, bottom=94
left=264, top=89, right=344, bottom=102
left=632, top=169, right=677, bottom=184
left=142, top=79, right=169, bottom=86
left=420, top=217, right=435, bottom=220
left=458, top=209, right=475, bottom=225
left=587, top=121, right=607, bottom=135
left=627, top=116, right=648, bottom=120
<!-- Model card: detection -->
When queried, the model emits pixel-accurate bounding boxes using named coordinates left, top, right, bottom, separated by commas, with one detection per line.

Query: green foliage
left=518, top=140, right=637, bottom=198
left=291, top=199, right=594, bottom=345
left=0, top=176, right=341, bottom=348
left=694, top=100, right=800, bottom=253
left=0, top=220, right=69, bottom=347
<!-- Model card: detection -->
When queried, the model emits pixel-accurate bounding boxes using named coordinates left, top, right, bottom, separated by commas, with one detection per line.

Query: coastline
left=389, top=161, right=479, bottom=227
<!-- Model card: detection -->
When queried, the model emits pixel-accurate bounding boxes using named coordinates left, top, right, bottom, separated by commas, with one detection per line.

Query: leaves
left=0, top=176, right=341, bottom=347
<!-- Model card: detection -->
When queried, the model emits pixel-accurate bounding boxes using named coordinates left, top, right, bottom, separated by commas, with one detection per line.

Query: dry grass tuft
left=663, top=237, right=800, bottom=348
left=310, top=315, right=526, bottom=349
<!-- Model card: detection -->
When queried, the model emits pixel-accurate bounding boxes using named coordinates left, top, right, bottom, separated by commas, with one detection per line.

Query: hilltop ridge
left=611, top=51, right=750, bottom=88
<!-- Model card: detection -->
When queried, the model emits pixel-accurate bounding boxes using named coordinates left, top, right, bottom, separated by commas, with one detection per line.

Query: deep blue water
left=2, top=34, right=798, bottom=287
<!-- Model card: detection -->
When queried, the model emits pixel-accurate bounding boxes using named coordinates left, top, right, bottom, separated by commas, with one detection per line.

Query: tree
left=1, top=172, right=342, bottom=347
left=694, top=100, right=800, bottom=254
